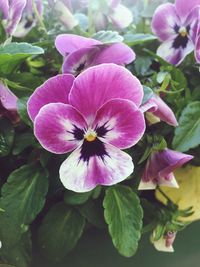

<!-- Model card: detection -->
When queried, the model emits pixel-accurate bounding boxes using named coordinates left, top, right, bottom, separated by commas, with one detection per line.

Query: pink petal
left=27, top=74, right=74, bottom=121
left=195, top=35, right=200, bottom=62
left=0, top=0, right=9, bottom=19
left=0, top=82, right=18, bottom=111
left=59, top=142, right=134, bottom=192
left=55, top=34, right=101, bottom=56
left=69, top=64, right=143, bottom=123
left=175, top=0, right=200, bottom=19
left=151, top=3, right=181, bottom=42
left=92, top=99, right=145, bottom=149
left=34, top=103, right=87, bottom=154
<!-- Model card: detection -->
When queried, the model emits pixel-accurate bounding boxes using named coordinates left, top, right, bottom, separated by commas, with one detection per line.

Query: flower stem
left=32, top=0, right=47, bottom=34
left=157, top=186, right=173, bottom=203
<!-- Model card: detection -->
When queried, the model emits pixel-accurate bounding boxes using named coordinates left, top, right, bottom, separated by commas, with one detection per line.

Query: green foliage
left=38, top=203, right=85, bottom=262
left=103, top=185, right=143, bottom=257
left=172, top=101, right=200, bottom=151
left=0, top=119, right=14, bottom=157
left=124, top=33, right=157, bottom=46
left=17, top=97, right=32, bottom=127
left=92, top=30, right=123, bottom=43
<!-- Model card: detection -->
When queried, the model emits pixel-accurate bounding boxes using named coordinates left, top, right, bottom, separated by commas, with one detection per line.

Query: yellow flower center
left=179, top=27, right=188, bottom=37
left=84, top=130, right=97, bottom=142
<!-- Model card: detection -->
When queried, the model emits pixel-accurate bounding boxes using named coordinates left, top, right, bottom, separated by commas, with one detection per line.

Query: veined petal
left=27, top=74, right=74, bottom=121
left=69, top=64, right=143, bottom=123
left=60, top=142, right=134, bottom=192
left=109, top=4, right=133, bottom=29
left=195, top=35, right=200, bottom=62
left=0, top=82, right=18, bottom=111
left=34, top=103, right=87, bottom=154
left=93, top=99, right=145, bottom=149
left=93, top=43, right=135, bottom=65
left=5, top=0, right=26, bottom=35
left=0, top=0, right=9, bottom=19
left=151, top=3, right=181, bottom=41
left=55, top=34, right=101, bottom=56
left=157, top=38, right=194, bottom=65
left=184, top=6, right=200, bottom=43
left=175, top=0, right=200, bottom=19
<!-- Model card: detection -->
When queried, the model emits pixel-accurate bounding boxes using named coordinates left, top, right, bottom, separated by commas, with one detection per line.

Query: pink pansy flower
left=140, top=93, right=178, bottom=126
left=152, top=230, right=177, bottom=252
left=151, top=0, right=200, bottom=65
left=138, top=148, right=193, bottom=190
left=0, top=0, right=26, bottom=35
left=55, top=34, right=135, bottom=76
left=27, top=64, right=145, bottom=192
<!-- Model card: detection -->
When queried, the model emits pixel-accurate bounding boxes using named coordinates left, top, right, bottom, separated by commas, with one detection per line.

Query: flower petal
left=55, top=34, right=101, bottom=56
left=92, top=99, right=145, bottom=149
left=93, top=43, right=135, bottom=65
left=69, top=63, right=143, bottom=123
left=34, top=103, right=87, bottom=154
left=195, top=35, right=200, bottom=62
left=5, top=0, right=26, bottom=35
left=109, top=4, right=133, bottom=29
left=151, top=3, right=181, bottom=41
left=0, top=82, right=18, bottom=111
left=27, top=74, right=74, bottom=121
left=59, top=142, right=134, bottom=192
left=0, top=0, right=9, bottom=19
left=184, top=6, right=200, bottom=43
left=157, top=38, right=194, bottom=65
left=175, top=0, right=200, bottom=19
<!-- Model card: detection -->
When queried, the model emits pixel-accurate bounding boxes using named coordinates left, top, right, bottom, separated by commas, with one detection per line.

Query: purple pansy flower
left=55, top=34, right=135, bottom=75
left=0, top=0, right=26, bottom=35
left=27, top=64, right=145, bottom=192
left=13, top=0, right=43, bottom=37
left=138, top=148, right=193, bottom=190
left=140, top=93, right=178, bottom=126
left=151, top=0, right=200, bottom=65
left=152, top=230, right=177, bottom=252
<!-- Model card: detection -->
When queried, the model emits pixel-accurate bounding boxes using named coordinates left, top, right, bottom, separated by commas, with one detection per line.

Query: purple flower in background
left=152, top=230, right=177, bottom=252
left=0, top=81, right=19, bottom=123
left=140, top=93, right=178, bottom=126
left=151, top=0, right=200, bottom=65
left=0, top=0, right=26, bottom=35
left=27, top=64, right=145, bottom=192
left=138, top=148, right=193, bottom=190
left=13, top=0, right=43, bottom=37
left=55, top=34, right=135, bottom=75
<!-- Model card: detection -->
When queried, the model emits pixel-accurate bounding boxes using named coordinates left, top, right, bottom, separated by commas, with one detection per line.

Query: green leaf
left=12, top=133, right=37, bottom=155
left=92, top=30, right=123, bottom=43
left=172, top=101, right=200, bottom=151
left=64, top=191, right=92, bottom=205
left=103, top=185, right=143, bottom=257
left=0, top=42, right=44, bottom=74
left=0, top=265, right=16, bottom=267
left=0, top=118, right=14, bottom=157
left=0, top=164, right=49, bottom=226
left=17, top=97, right=32, bottom=127
left=142, top=86, right=153, bottom=105
left=38, top=203, right=85, bottom=262
left=124, top=33, right=157, bottom=46
left=134, top=56, right=152, bottom=76
left=0, top=21, right=6, bottom=43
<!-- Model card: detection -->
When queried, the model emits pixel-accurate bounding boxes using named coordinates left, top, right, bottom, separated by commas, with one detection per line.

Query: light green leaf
left=172, top=101, right=200, bottom=151
left=103, top=185, right=143, bottom=257
left=92, top=30, right=123, bottom=43
left=0, top=118, right=14, bottom=157
left=124, top=33, right=157, bottom=46
left=38, top=203, right=85, bottom=262
left=17, top=97, right=32, bottom=127
left=142, top=86, right=153, bottom=105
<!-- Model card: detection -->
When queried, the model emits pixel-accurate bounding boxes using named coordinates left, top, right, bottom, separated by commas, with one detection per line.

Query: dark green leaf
left=12, top=133, right=37, bottom=155
left=124, top=33, right=157, bottom=46
left=64, top=191, right=92, bottom=205
left=103, top=185, right=143, bottom=257
left=92, top=30, right=123, bottom=43
left=0, top=21, right=6, bottom=43
left=172, top=101, right=200, bottom=151
left=17, top=97, right=32, bottom=127
left=0, top=118, right=14, bottom=157
left=0, top=164, right=49, bottom=226
left=38, top=203, right=85, bottom=262
left=134, top=56, right=152, bottom=76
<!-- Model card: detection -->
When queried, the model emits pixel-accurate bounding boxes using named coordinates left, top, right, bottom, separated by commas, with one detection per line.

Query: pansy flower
left=151, top=230, right=177, bottom=252
left=138, top=148, right=193, bottom=190
left=0, top=0, right=26, bottom=35
left=13, top=0, right=43, bottom=37
left=55, top=34, right=135, bottom=76
left=151, top=0, right=200, bottom=65
left=28, top=64, right=145, bottom=192
left=140, top=93, right=178, bottom=126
